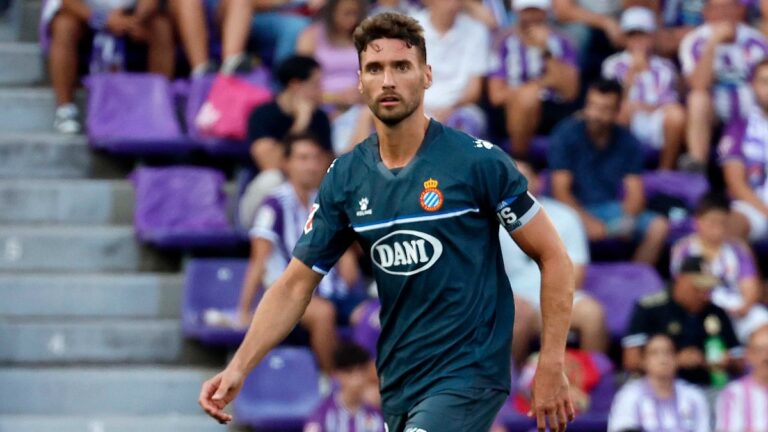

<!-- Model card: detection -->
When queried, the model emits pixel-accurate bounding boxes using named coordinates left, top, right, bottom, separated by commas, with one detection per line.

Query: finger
left=198, top=380, right=218, bottom=411
left=212, top=379, right=230, bottom=402
left=536, top=408, right=546, bottom=432
left=556, top=403, right=569, bottom=431
left=548, top=409, right=559, bottom=432
left=565, top=397, right=576, bottom=422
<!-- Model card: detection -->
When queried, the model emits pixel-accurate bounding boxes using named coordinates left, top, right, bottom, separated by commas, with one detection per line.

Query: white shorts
left=630, top=108, right=665, bottom=150
left=732, top=200, right=768, bottom=241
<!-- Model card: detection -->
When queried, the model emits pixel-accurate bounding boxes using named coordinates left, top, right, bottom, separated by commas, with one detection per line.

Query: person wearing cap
left=487, top=0, right=580, bottom=158
left=622, top=256, right=742, bottom=386
left=679, top=0, right=768, bottom=169
left=602, top=7, right=686, bottom=171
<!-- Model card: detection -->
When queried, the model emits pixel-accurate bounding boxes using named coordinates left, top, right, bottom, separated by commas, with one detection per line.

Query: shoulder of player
left=638, top=290, right=670, bottom=308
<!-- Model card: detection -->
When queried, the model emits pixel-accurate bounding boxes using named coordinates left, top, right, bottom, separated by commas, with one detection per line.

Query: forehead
left=646, top=335, right=673, bottom=350
left=360, top=38, right=421, bottom=65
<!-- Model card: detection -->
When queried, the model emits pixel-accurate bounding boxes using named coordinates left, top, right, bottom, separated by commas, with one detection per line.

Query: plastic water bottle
left=90, top=31, right=125, bottom=74
left=705, top=335, right=729, bottom=388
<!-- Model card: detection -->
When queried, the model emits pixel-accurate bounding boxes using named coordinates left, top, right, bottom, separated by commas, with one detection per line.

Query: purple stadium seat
left=642, top=171, right=709, bottom=209
left=583, top=263, right=664, bottom=337
left=182, top=258, right=250, bottom=346
left=131, top=166, right=246, bottom=249
left=85, top=73, right=197, bottom=156
left=234, top=347, right=321, bottom=431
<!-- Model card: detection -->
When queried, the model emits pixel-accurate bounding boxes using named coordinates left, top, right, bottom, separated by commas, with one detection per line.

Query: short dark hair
left=587, top=79, right=624, bottom=101
left=333, top=342, right=371, bottom=371
left=275, top=55, right=321, bottom=87
left=694, top=194, right=730, bottom=217
left=353, top=12, right=427, bottom=67
left=283, top=133, right=326, bottom=158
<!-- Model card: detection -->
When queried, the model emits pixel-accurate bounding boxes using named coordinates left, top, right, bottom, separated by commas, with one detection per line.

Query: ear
left=424, top=64, right=433, bottom=89
left=358, top=69, right=363, bottom=94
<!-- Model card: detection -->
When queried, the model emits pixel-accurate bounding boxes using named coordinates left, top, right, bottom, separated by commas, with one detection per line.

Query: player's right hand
left=198, top=368, right=246, bottom=424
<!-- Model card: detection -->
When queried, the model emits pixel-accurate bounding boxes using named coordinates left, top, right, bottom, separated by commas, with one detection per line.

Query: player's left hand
left=529, top=360, right=575, bottom=432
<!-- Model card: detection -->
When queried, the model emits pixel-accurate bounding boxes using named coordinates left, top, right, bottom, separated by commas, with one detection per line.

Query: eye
left=396, top=63, right=410, bottom=71
left=367, top=64, right=381, bottom=73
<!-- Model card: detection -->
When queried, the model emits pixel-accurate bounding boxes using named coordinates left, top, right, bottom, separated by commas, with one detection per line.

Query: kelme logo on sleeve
left=371, top=230, right=443, bottom=275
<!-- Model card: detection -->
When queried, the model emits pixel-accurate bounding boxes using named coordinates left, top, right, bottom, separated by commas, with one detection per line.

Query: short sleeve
left=607, top=384, right=641, bottom=432
left=734, top=241, right=758, bottom=280
left=718, top=119, right=748, bottom=164
left=622, top=303, right=651, bottom=348
left=554, top=34, right=578, bottom=67
left=292, top=163, right=355, bottom=275
left=473, top=145, right=540, bottom=233
left=548, top=120, right=576, bottom=171
left=249, top=197, right=283, bottom=244
left=247, top=103, right=284, bottom=142
left=679, top=31, right=705, bottom=76
left=487, top=44, right=508, bottom=80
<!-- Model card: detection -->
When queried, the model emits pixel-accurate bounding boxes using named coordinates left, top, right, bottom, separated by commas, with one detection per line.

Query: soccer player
left=199, top=12, right=576, bottom=432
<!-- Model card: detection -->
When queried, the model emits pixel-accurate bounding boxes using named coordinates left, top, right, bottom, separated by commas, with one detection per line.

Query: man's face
left=695, top=209, right=728, bottom=245
left=746, top=326, right=768, bottom=376
left=583, top=90, right=620, bottom=136
left=518, top=7, right=548, bottom=31
left=674, top=274, right=713, bottom=312
left=752, top=65, right=768, bottom=112
left=643, top=335, right=677, bottom=379
left=333, top=364, right=369, bottom=400
left=625, top=31, right=654, bottom=54
left=704, top=0, right=744, bottom=24
left=333, top=0, right=363, bottom=35
left=294, top=68, right=323, bottom=106
left=285, top=140, right=327, bottom=190
left=358, top=38, right=431, bottom=126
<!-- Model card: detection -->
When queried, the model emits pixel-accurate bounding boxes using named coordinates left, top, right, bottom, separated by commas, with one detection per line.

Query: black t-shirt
left=247, top=101, right=332, bottom=152
left=622, top=289, right=741, bottom=385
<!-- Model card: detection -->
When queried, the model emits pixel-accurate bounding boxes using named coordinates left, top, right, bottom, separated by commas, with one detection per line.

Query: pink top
left=314, top=24, right=359, bottom=94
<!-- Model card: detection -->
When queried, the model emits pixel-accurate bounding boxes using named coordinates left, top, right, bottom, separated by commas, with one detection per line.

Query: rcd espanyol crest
left=419, top=178, right=443, bottom=212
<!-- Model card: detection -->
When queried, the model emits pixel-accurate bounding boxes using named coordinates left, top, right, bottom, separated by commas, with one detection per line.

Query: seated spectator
left=549, top=79, right=670, bottom=265
left=488, top=0, right=579, bottom=158
left=303, top=343, right=384, bottom=432
left=716, top=324, right=768, bottom=431
left=46, top=0, right=211, bottom=133
left=551, top=0, right=623, bottom=57
left=720, top=58, right=768, bottom=242
left=608, top=334, right=710, bottom=432
left=498, top=161, right=607, bottom=365
left=602, top=7, right=686, bottom=170
left=413, top=0, right=491, bottom=137
left=622, top=256, right=742, bottom=387
left=671, top=195, right=768, bottom=342
left=679, top=0, right=768, bottom=169
left=239, top=55, right=332, bottom=227
left=237, top=134, right=361, bottom=374
left=655, top=0, right=707, bottom=58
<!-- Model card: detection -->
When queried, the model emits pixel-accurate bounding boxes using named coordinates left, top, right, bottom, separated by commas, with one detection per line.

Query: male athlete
left=199, top=12, right=576, bottom=432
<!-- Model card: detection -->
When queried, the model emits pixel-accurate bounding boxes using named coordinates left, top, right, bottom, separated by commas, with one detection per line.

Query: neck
left=338, top=390, right=362, bottom=413
left=648, top=375, right=674, bottom=399
left=588, top=129, right=611, bottom=148
left=753, top=369, right=768, bottom=387
left=291, top=181, right=312, bottom=208
left=430, top=11, right=456, bottom=33
left=375, top=110, right=430, bottom=169
left=276, top=92, right=294, bottom=114
left=698, top=235, right=722, bottom=252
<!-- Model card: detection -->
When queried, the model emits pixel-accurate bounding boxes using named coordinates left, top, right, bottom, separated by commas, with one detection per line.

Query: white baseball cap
left=620, top=7, right=657, bottom=33
left=514, top=0, right=551, bottom=12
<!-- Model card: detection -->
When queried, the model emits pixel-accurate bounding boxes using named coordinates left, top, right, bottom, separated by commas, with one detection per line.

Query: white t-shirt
left=608, top=378, right=710, bottom=432
left=498, top=197, right=589, bottom=307
left=412, top=10, right=491, bottom=111
left=716, top=376, right=768, bottom=432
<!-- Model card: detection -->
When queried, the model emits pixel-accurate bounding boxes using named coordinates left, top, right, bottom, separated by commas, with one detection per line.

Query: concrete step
left=0, top=87, right=56, bottom=132
left=0, top=273, right=182, bottom=318
left=19, top=0, right=41, bottom=43
left=0, top=42, right=43, bottom=85
left=0, top=133, right=130, bottom=179
left=0, top=319, right=183, bottom=363
left=0, top=415, right=230, bottom=432
left=0, top=180, right=134, bottom=225
left=0, top=367, right=218, bottom=415
left=0, top=226, right=176, bottom=272
left=0, top=0, right=22, bottom=42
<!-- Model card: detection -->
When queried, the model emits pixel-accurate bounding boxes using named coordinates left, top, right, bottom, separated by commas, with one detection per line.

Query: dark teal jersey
left=293, top=120, right=540, bottom=414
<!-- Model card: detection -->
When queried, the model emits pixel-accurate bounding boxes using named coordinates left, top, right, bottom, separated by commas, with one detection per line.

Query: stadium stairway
left=0, top=2, right=234, bottom=431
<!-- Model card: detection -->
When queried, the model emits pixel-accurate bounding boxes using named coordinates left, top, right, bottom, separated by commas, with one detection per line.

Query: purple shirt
left=304, top=394, right=384, bottom=432
left=488, top=28, right=577, bottom=101
left=719, top=109, right=768, bottom=203
left=602, top=52, right=680, bottom=107
left=679, top=23, right=768, bottom=121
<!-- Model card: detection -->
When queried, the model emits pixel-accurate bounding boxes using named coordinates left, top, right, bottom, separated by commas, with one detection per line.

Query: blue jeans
left=586, top=201, right=662, bottom=240
left=250, top=12, right=309, bottom=66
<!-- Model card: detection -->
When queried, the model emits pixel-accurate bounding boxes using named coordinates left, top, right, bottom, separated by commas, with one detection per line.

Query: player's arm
left=510, top=209, right=576, bottom=431
left=199, top=258, right=322, bottom=424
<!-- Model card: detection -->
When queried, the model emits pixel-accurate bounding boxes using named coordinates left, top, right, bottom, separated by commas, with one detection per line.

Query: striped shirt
left=251, top=183, right=347, bottom=299
left=719, top=109, right=768, bottom=204
left=679, top=23, right=768, bottom=121
left=304, top=394, right=385, bottom=432
left=608, top=378, right=710, bottom=432
left=716, top=376, right=768, bottom=432
left=488, top=28, right=578, bottom=101
left=602, top=52, right=680, bottom=107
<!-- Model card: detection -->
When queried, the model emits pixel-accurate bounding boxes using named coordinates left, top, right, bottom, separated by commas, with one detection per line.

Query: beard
left=368, top=94, right=421, bottom=127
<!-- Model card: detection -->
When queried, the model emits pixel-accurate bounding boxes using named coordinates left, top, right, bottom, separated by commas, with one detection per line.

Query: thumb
left=212, top=379, right=230, bottom=401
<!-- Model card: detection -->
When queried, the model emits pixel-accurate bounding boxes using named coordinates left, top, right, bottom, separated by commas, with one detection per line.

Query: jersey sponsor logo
left=474, top=138, right=493, bottom=149
left=419, top=178, right=444, bottom=212
left=371, top=230, right=443, bottom=275
left=357, top=197, right=373, bottom=216
left=303, top=203, right=320, bottom=234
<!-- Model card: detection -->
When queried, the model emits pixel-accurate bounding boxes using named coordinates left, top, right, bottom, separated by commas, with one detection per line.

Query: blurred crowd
left=40, top=0, right=768, bottom=430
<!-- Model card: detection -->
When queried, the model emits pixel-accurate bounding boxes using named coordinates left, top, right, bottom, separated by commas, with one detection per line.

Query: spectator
left=679, top=0, right=768, bottom=168
left=671, top=195, right=768, bottom=342
left=602, top=7, right=686, bottom=170
left=720, top=58, right=768, bottom=242
left=303, top=343, right=384, bottom=432
left=239, top=55, right=332, bottom=227
left=368, top=0, right=420, bottom=16
left=551, top=0, right=623, bottom=54
left=413, top=0, right=491, bottom=137
left=622, top=256, right=742, bottom=386
left=237, top=134, right=361, bottom=374
left=498, top=161, right=607, bottom=364
left=715, top=324, right=768, bottom=432
left=488, top=0, right=579, bottom=158
left=45, top=0, right=211, bottom=134
left=608, top=334, right=710, bottom=432
left=549, top=79, right=670, bottom=265
left=655, top=0, right=712, bottom=57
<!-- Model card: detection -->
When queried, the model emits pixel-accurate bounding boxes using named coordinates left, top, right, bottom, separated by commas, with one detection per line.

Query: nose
left=382, top=68, right=395, bottom=89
